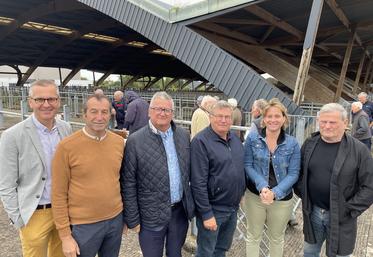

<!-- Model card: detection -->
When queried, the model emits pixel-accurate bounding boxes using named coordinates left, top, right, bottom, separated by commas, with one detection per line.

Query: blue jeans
left=196, top=210, right=237, bottom=257
left=304, top=206, right=350, bottom=257
left=71, top=212, right=124, bottom=257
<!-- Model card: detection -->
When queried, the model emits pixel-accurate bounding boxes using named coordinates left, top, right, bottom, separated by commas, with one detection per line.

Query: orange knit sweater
left=52, top=130, right=125, bottom=238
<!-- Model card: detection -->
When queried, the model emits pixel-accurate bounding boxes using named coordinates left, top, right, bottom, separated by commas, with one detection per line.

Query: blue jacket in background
left=244, top=129, right=300, bottom=200
left=362, top=100, right=373, bottom=123
left=124, top=91, right=149, bottom=134
left=191, top=126, right=246, bottom=221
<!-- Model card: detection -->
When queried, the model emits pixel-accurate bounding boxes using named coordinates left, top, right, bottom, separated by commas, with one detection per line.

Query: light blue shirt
left=149, top=121, right=183, bottom=204
left=32, top=115, right=61, bottom=204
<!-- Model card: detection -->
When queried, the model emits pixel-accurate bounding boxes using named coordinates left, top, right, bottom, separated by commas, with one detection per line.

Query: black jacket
left=191, top=126, right=246, bottom=220
left=121, top=122, right=195, bottom=229
left=112, top=98, right=126, bottom=129
left=295, top=132, right=373, bottom=257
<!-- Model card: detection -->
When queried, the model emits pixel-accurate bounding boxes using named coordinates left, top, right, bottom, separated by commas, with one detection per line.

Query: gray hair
left=29, top=80, right=59, bottom=97
left=351, top=101, right=363, bottom=110
left=253, top=99, right=268, bottom=112
left=358, top=92, right=367, bottom=98
left=201, top=95, right=217, bottom=112
left=94, top=88, right=104, bottom=96
left=319, top=103, right=348, bottom=120
left=210, top=100, right=233, bottom=113
left=150, top=91, right=174, bottom=109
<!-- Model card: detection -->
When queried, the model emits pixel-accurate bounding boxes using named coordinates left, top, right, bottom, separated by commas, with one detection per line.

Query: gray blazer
left=0, top=116, right=71, bottom=228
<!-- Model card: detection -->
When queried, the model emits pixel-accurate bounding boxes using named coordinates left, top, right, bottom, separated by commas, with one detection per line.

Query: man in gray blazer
left=0, top=80, right=71, bottom=257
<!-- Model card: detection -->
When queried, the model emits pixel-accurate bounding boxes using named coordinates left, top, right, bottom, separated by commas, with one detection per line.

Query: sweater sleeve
left=52, top=142, right=72, bottom=238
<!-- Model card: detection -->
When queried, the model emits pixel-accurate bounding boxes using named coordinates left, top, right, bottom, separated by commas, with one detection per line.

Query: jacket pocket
left=208, top=176, right=216, bottom=197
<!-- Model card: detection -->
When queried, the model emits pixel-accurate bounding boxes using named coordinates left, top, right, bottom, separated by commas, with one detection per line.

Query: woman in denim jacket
left=243, top=98, right=301, bottom=257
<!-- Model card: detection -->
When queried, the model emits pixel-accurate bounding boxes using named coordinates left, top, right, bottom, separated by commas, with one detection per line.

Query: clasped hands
left=260, top=187, right=275, bottom=205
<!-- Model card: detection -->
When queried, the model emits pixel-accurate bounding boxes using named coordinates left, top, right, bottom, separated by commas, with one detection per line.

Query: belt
left=36, top=204, right=52, bottom=210
left=170, top=201, right=182, bottom=210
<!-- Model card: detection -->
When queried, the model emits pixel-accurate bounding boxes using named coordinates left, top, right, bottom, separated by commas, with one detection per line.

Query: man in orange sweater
left=52, top=94, right=125, bottom=257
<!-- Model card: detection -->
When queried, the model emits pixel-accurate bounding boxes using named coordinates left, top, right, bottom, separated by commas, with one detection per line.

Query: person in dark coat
left=295, top=103, right=373, bottom=257
left=112, top=90, right=126, bottom=129
left=123, top=90, right=149, bottom=134
left=191, top=100, right=246, bottom=257
left=351, top=101, right=371, bottom=150
left=122, top=92, right=194, bottom=257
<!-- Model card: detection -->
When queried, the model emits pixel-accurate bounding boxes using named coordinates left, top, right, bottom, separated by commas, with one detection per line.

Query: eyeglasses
left=31, top=97, right=59, bottom=105
left=150, top=106, right=174, bottom=115
left=211, top=114, right=232, bottom=120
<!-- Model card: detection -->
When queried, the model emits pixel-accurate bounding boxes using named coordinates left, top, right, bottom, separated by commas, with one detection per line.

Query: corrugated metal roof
left=78, top=0, right=304, bottom=114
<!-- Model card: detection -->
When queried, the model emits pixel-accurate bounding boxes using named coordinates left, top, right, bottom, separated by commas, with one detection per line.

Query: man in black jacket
left=295, top=103, right=373, bottom=257
left=191, top=100, right=246, bottom=257
left=121, top=92, right=194, bottom=257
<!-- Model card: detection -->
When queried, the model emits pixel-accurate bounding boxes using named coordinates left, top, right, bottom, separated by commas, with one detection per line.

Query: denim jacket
left=244, top=129, right=301, bottom=200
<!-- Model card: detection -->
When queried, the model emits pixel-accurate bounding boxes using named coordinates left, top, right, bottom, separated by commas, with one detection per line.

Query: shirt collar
left=32, top=114, right=57, bottom=133
left=207, top=125, right=232, bottom=142
left=82, top=127, right=107, bottom=141
left=260, top=127, right=286, bottom=145
left=149, top=120, right=172, bottom=138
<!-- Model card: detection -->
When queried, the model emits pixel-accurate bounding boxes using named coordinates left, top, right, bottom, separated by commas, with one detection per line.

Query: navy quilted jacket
left=121, top=122, right=195, bottom=229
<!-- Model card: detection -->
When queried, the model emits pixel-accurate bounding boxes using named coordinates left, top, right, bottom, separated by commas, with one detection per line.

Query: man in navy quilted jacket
left=121, top=91, right=194, bottom=257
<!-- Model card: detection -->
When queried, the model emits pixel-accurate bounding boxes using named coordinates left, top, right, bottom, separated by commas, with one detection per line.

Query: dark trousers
left=195, top=210, right=238, bottom=257
left=139, top=203, right=188, bottom=257
left=71, top=212, right=124, bottom=257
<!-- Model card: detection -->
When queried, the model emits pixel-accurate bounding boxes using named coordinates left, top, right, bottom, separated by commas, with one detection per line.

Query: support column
left=293, top=0, right=324, bottom=105
left=362, top=59, right=372, bottom=93
left=0, top=88, right=4, bottom=129
left=333, top=31, right=355, bottom=102
left=59, top=68, right=63, bottom=87
left=352, top=53, right=366, bottom=95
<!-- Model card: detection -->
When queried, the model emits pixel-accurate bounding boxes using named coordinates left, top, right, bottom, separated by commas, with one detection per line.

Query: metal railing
left=0, top=96, right=317, bottom=257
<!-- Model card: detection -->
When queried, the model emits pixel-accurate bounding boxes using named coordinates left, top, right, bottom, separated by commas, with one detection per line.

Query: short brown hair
left=261, top=98, right=289, bottom=129
left=83, top=94, right=111, bottom=114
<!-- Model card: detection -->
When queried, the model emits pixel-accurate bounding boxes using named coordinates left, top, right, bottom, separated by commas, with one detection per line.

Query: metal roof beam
left=245, top=5, right=304, bottom=40
left=193, top=22, right=258, bottom=45
left=0, top=0, right=85, bottom=43
left=260, top=25, right=275, bottom=43
left=352, top=53, right=366, bottom=94
left=195, top=81, right=208, bottom=90
left=18, top=20, right=121, bottom=86
left=164, top=78, right=179, bottom=90
left=325, top=0, right=370, bottom=57
left=143, top=77, right=162, bottom=90
left=122, top=75, right=142, bottom=90
left=212, top=17, right=269, bottom=26
left=63, top=40, right=126, bottom=86
left=181, top=79, right=193, bottom=90
left=96, top=69, right=115, bottom=86
left=334, top=31, right=355, bottom=102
